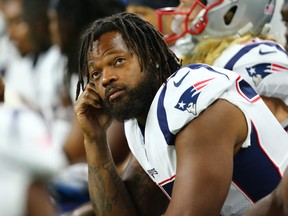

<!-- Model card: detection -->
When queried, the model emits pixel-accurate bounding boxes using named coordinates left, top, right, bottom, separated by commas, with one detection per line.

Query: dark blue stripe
left=233, top=121, right=281, bottom=202
left=157, top=64, right=230, bottom=146
left=284, top=124, right=288, bottom=133
left=225, top=41, right=287, bottom=70
left=161, top=180, right=174, bottom=198
left=157, top=84, right=175, bottom=146
left=187, top=64, right=230, bottom=80
left=238, top=79, right=258, bottom=100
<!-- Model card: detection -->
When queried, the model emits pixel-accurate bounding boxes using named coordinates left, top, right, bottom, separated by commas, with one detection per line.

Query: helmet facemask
left=157, top=0, right=275, bottom=43
left=156, top=0, right=224, bottom=42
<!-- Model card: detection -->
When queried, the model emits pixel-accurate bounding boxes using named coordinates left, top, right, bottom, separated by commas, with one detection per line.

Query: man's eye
left=91, top=71, right=101, bottom=79
left=115, top=57, right=126, bottom=65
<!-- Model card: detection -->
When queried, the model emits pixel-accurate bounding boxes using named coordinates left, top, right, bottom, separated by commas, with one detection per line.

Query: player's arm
left=164, top=99, right=247, bottom=215
left=107, top=120, right=132, bottom=174
left=85, top=143, right=168, bottom=216
left=107, top=120, right=169, bottom=215
left=121, top=155, right=170, bottom=216
left=75, top=82, right=167, bottom=215
left=84, top=139, right=138, bottom=216
left=74, top=82, right=137, bottom=216
left=68, top=153, right=168, bottom=216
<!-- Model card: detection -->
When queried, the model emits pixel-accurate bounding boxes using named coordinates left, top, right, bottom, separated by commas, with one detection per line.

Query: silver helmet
left=157, top=0, right=276, bottom=42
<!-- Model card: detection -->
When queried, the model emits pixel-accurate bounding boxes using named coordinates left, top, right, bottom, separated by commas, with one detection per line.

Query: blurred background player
left=0, top=0, right=131, bottom=215
left=0, top=75, right=68, bottom=216
left=157, top=0, right=288, bottom=132
left=126, top=0, right=179, bottom=35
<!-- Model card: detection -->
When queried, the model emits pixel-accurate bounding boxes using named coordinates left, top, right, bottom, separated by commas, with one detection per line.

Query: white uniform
left=124, top=64, right=288, bottom=215
left=4, top=45, right=71, bottom=150
left=0, top=104, right=68, bottom=216
left=213, top=38, right=288, bottom=128
left=4, top=45, right=67, bottom=109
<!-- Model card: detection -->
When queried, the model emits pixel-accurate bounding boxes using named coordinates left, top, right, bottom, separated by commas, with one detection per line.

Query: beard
left=103, top=71, right=160, bottom=121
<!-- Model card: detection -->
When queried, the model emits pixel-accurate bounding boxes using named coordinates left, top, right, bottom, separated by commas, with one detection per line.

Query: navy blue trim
left=186, top=64, right=230, bottom=80
left=157, top=64, right=230, bottom=146
left=284, top=124, right=288, bottom=133
left=162, top=180, right=174, bottom=198
left=233, top=122, right=281, bottom=202
left=157, top=84, right=176, bottom=146
left=237, top=79, right=258, bottom=100
left=224, top=41, right=287, bottom=70
left=138, top=122, right=145, bottom=138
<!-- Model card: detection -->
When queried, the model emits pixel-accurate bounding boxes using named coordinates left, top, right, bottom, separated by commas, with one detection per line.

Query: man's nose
left=101, top=69, right=118, bottom=87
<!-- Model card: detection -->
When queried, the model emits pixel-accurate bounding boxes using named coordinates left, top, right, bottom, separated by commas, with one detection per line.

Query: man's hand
left=74, top=82, right=112, bottom=139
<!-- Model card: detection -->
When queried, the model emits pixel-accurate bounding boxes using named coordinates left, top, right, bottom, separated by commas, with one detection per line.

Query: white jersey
left=4, top=45, right=71, bottom=150
left=4, top=45, right=66, bottom=108
left=124, top=64, right=288, bottom=216
left=0, top=104, right=68, bottom=216
left=214, top=38, right=288, bottom=109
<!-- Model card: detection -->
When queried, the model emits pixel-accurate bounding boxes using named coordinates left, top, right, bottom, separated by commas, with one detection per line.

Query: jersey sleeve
left=214, top=39, right=288, bottom=106
left=154, top=64, right=239, bottom=135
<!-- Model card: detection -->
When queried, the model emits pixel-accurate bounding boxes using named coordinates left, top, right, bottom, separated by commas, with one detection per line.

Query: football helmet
left=157, top=0, right=276, bottom=42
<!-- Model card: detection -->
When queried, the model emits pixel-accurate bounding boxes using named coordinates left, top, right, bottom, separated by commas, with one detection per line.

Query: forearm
left=84, top=137, right=137, bottom=216
left=242, top=194, right=273, bottom=216
left=242, top=192, right=286, bottom=216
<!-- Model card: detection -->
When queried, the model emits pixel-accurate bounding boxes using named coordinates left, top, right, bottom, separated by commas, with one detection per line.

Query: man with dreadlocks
left=74, top=12, right=288, bottom=215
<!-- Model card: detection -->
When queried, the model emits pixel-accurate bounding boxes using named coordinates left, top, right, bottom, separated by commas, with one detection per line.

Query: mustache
left=105, top=84, right=127, bottom=100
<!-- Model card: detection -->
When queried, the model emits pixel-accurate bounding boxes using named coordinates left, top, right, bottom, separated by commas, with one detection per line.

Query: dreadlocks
left=76, top=12, right=181, bottom=100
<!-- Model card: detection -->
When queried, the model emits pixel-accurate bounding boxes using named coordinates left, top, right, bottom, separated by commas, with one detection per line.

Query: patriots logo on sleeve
left=174, top=78, right=214, bottom=115
left=246, top=63, right=288, bottom=86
